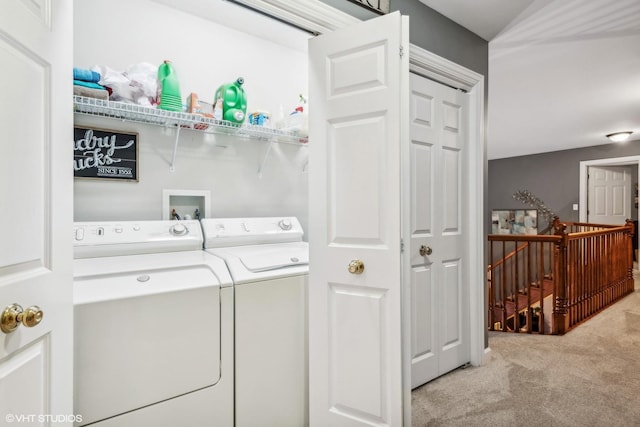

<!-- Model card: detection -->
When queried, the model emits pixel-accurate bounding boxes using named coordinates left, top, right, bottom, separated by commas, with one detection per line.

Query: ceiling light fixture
left=606, top=131, right=633, bottom=142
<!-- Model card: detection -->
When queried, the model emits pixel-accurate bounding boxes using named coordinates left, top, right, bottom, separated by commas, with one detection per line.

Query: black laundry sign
left=347, top=0, right=389, bottom=14
left=73, top=126, right=138, bottom=181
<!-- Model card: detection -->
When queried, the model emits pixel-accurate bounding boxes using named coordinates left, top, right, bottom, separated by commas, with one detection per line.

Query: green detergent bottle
left=214, top=77, right=247, bottom=124
left=157, top=60, right=182, bottom=111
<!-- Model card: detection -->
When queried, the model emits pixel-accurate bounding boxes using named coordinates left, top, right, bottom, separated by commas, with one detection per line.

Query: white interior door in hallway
left=0, top=0, right=74, bottom=420
left=408, top=73, right=470, bottom=389
left=588, top=165, right=632, bottom=225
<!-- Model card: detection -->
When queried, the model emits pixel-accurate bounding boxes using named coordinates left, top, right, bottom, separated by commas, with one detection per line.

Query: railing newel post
left=553, top=223, right=569, bottom=335
left=626, top=219, right=634, bottom=293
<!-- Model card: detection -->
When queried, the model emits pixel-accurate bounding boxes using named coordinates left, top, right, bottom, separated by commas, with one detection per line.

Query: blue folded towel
left=73, top=67, right=101, bottom=83
left=74, top=80, right=105, bottom=90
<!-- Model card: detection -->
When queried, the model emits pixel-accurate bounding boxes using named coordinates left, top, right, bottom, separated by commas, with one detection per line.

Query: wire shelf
left=73, top=95, right=308, bottom=145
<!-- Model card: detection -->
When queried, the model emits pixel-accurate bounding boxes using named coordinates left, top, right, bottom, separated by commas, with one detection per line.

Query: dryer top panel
left=73, top=220, right=203, bottom=258
left=202, top=217, right=304, bottom=248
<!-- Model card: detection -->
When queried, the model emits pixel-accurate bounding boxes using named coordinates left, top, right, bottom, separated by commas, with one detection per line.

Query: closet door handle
left=420, top=245, right=432, bottom=256
left=1, top=304, right=44, bottom=334
left=348, top=260, right=365, bottom=274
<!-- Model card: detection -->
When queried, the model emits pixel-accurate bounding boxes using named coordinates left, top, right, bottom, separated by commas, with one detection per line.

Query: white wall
left=73, top=0, right=310, bottom=234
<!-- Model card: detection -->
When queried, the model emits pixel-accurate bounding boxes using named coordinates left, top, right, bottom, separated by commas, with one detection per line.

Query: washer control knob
left=75, top=228, right=85, bottom=241
left=170, top=224, right=188, bottom=236
left=278, top=218, right=293, bottom=230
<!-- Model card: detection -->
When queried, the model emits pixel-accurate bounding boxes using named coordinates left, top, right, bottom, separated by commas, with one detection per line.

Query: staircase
left=488, top=218, right=634, bottom=335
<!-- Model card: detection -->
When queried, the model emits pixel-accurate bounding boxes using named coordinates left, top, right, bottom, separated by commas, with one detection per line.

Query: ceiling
left=423, top=0, right=640, bottom=160
left=419, top=0, right=535, bottom=41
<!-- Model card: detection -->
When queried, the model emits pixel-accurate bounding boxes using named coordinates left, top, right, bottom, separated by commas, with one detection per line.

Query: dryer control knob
left=278, top=218, right=293, bottom=230
left=170, top=224, right=188, bottom=236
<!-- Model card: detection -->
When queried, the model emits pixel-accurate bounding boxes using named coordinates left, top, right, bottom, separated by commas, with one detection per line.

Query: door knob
left=348, top=259, right=365, bottom=274
left=1, top=304, right=44, bottom=334
left=420, top=245, right=432, bottom=256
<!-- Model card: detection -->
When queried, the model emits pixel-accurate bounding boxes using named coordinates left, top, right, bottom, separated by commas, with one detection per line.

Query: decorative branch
left=512, top=189, right=556, bottom=226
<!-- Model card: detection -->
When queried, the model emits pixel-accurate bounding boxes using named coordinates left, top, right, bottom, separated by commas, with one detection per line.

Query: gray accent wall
left=489, top=142, right=640, bottom=230
left=320, top=0, right=489, bottom=78
left=391, top=0, right=488, bottom=77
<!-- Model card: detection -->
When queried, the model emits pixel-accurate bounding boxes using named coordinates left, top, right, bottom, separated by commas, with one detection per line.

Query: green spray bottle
left=214, top=77, right=247, bottom=124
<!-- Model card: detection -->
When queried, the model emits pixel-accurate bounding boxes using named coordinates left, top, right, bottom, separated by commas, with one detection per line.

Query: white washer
left=73, top=220, right=234, bottom=427
left=201, top=217, right=309, bottom=427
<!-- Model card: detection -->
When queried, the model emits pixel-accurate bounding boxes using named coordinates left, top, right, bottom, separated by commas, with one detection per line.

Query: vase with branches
left=512, top=189, right=556, bottom=229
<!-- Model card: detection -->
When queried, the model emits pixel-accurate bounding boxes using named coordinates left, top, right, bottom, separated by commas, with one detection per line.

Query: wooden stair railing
left=488, top=234, right=558, bottom=333
left=552, top=219, right=635, bottom=334
left=488, top=218, right=634, bottom=335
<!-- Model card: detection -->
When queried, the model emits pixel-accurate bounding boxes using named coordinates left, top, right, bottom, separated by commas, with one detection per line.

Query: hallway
left=412, top=273, right=640, bottom=426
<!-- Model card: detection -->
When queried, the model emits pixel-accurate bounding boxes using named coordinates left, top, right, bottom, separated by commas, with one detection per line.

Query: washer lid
left=239, top=245, right=309, bottom=272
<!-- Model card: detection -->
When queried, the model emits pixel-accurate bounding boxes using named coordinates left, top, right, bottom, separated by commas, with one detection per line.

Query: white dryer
left=73, top=220, right=233, bottom=427
left=201, top=217, right=309, bottom=427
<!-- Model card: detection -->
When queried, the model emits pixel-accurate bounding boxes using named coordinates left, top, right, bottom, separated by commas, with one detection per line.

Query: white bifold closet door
left=409, top=73, right=470, bottom=388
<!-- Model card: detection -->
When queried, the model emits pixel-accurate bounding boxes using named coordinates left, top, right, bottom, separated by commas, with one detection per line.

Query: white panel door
left=308, top=11, right=408, bottom=427
left=588, top=165, right=631, bottom=225
left=409, top=73, right=469, bottom=388
left=0, top=0, right=74, bottom=423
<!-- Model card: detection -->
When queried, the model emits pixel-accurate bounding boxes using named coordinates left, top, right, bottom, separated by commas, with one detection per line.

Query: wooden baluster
left=591, top=235, right=596, bottom=318
left=540, top=241, right=546, bottom=334
left=604, top=233, right=607, bottom=308
left=489, top=241, right=496, bottom=331
left=512, top=242, right=518, bottom=332
left=592, top=233, right=595, bottom=318
left=568, top=239, right=586, bottom=327
left=572, top=239, right=578, bottom=326
left=580, top=237, right=584, bottom=322
left=603, top=233, right=609, bottom=307
left=501, top=240, right=507, bottom=331
left=626, top=219, right=634, bottom=294
left=591, top=234, right=596, bottom=318
left=526, top=242, right=532, bottom=333
left=487, top=240, right=504, bottom=331
left=584, top=236, right=588, bottom=321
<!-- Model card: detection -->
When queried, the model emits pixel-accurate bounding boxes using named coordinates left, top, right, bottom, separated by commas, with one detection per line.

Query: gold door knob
left=419, top=245, right=433, bottom=256
left=1, top=304, right=44, bottom=334
left=22, top=306, right=44, bottom=328
left=348, top=259, right=365, bottom=274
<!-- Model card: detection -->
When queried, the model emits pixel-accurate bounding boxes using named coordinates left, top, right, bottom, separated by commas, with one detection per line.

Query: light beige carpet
left=412, top=277, right=640, bottom=426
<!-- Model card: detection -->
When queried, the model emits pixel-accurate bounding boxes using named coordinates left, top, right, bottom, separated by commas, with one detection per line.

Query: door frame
left=579, top=156, right=640, bottom=255
left=579, top=156, right=640, bottom=222
left=235, top=0, right=487, bottom=408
